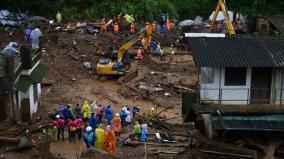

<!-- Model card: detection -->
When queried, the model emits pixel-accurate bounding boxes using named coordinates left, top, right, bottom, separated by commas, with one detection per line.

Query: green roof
left=14, top=64, right=48, bottom=92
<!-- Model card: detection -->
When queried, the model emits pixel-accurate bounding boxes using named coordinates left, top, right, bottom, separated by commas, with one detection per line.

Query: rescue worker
left=104, top=125, right=116, bottom=154
left=132, top=105, right=140, bottom=118
left=120, top=107, right=127, bottom=129
left=131, top=121, right=141, bottom=140
left=51, top=117, right=58, bottom=141
left=96, top=104, right=104, bottom=124
left=105, top=105, right=113, bottom=125
left=90, top=100, right=97, bottom=115
left=145, top=22, right=150, bottom=30
left=137, top=47, right=143, bottom=59
left=30, top=28, right=42, bottom=50
left=151, top=21, right=156, bottom=33
left=56, top=11, right=62, bottom=24
left=75, top=117, right=84, bottom=140
left=88, top=113, right=97, bottom=130
left=141, top=122, right=148, bottom=142
left=68, top=119, right=77, bottom=142
left=159, top=47, right=164, bottom=61
left=100, top=19, right=106, bottom=32
left=74, top=104, right=82, bottom=118
left=113, top=22, right=119, bottom=33
left=116, top=13, right=122, bottom=25
left=64, top=105, right=73, bottom=121
left=148, top=107, right=156, bottom=117
left=56, top=115, right=65, bottom=140
left=125, top=107, right=131, bottom=126
left=130, top=22, right=135, bottom=34
left=84, top=126, right=95, bottom=149
left=24, top=25, right=33, bottom=43
left=82, top=101, right=91, bottom=121
left=169, top=45, right=175, bottom=63
left=166, top=18, right=172, bottom=32
left=113, top=113, right=121, bottom=137
left=95, top=124, right=105, bottom=149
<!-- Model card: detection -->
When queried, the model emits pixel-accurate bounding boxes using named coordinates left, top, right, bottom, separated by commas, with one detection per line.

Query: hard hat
left=151, top=107, right=154, bottom=111
left=115, top=113, right=120, bottom=116
left=86, top=126, right=92, bottom=132
left=171, top=45, right=173, bottom=47
left=56, top=115, right=60, bottom=119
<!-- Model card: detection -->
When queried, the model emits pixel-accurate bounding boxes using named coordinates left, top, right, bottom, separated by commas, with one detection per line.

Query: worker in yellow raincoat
left=56, top=11, right=62, bottom=24
left=95, top=123, right=105, bottom=149
left=82, top=101, right=91, bottom=121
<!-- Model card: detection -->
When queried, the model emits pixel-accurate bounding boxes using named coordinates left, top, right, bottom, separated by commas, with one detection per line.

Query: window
left=201, top=67, right=214, bottom=84
left=225, top=68, right=246, bottom=86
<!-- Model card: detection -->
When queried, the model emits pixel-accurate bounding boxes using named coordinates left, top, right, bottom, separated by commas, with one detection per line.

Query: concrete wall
left=200, top=67, right=252, bottom=105
left=18, top=83, right=41, bottom=120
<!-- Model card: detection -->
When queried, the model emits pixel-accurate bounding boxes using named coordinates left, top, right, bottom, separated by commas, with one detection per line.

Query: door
left=21, top=99, right=30, bottom=122
left=250, top=68, right=272, bottom=104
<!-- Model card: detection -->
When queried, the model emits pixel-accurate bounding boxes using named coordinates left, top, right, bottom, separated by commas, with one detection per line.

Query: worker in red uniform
left=137, top=47, right=143, bottom=59
left=100, top=19, right=107, bottom=32
left=113, top=22, right=119, bottom=33
left=130, top=22, right=135, bottom=34
left=151, top=21, right=156, bottom=33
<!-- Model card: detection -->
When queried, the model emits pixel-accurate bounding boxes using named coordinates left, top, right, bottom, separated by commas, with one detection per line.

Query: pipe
left=201, top=149, right=256, bottom=159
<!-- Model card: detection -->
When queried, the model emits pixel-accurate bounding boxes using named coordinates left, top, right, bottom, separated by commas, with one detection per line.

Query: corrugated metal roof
left=212, top=114, right=284, bottom=131
left=188, top=37, right=284, bottom=68
left=268, top=15, right=284, bottom=34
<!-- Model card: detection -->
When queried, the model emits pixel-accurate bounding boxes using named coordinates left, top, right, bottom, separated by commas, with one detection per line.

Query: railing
left=198, top=88, right=284, bottom=106
left=0, top=45, right=41, bottom=82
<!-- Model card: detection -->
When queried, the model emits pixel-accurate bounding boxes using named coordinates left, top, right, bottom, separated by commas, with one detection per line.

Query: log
left=126, top=141, right=187, bottom=147
left=0, top=137, right=20, bottom=143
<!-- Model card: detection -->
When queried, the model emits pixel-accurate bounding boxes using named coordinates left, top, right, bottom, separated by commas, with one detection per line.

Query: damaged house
left=0, top=44, right=48, bottom=122
left=185, top=36, right=284, bottom=138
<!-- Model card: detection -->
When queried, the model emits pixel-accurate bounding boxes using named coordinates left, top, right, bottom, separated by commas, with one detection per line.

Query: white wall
left=18, top=84, right=40, bottom=119
left=275, top=69, right=284, bottom=103
left=200, top=67, right=252, bottom=105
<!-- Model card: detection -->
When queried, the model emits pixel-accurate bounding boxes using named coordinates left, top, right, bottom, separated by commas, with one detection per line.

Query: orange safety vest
left=137, top=48, right=143, bottom=59
left=114, top=24, right=119, bottom=33
left=113, top=116, right=121, bottom=132
left=130, top=23, right=135, bottom=33
left=100, top=21, right=106, bottom=31
left=151, top=23, right=156, bottom=32
left=166, top=20, right=172, bottom=32
left=145, top=24, right=150, bottom=30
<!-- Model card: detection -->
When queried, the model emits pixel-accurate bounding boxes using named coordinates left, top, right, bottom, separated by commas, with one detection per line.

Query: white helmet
left=86, top=126, right=92, bottom=132
left=56, top=115, right=60, bottom=119
left=115, top=113, right=120, bottom=116
left=151, top=107, right=154, bottom=111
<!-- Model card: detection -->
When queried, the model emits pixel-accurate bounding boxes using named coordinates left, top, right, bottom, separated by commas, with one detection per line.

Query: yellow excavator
left=209, top=0, right=235, bottom=35
left=96, top=27, right=152, bottom=75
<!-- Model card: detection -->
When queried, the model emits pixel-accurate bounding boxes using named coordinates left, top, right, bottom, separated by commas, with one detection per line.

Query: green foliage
left=1, top=0, right=284, bottom=23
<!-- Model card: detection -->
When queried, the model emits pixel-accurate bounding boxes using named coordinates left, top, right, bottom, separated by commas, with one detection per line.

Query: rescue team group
left=51, top=101, right=157, bottom=154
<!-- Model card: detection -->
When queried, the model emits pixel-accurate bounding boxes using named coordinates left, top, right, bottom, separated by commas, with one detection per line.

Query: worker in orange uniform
left=151, top=21, right=156, bottom=33
left=130, top=22, right=135, bottom=34
left=145, top=22, right=150, bottom=30
left=113, top=22, right=119, bottom=33
left=166, top=18, right=172, bottom=32
left=104, top=125, right=116, bottom=154
left=100, top=19, right=106, bottom=32
left=137, top=47, right=143, bottom=59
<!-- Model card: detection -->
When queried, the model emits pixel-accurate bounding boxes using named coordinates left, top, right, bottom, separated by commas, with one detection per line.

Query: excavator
left=96, top=27, right=152, bottom=75
left=209, top=0, right=235, bottom=35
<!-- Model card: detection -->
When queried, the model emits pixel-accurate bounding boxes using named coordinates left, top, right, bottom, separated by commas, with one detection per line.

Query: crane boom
left=208, top=0, right=235, bottom=35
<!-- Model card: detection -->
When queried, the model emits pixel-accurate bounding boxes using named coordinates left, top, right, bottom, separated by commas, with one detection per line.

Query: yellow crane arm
left=208, top=0, right=235, bottom=35
left=117, top=27, right=152, bottom=59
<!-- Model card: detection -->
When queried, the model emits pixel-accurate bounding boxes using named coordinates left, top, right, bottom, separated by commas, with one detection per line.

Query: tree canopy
left=1, top=0, right=284, bottom=22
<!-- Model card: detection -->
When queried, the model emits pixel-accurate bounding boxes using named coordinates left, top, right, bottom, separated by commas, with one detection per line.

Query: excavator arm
left=209, top=0, right=235, bottom=35
left=117, top=27, right=152, bottom=59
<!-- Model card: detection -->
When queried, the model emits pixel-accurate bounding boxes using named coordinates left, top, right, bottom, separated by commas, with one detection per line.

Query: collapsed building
left=0, top=44, right=48, bottom=122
